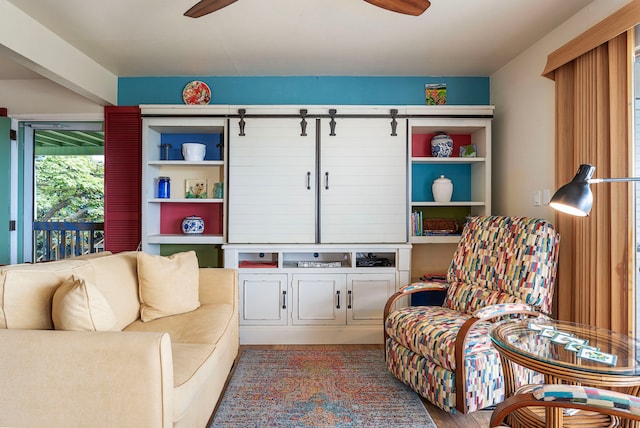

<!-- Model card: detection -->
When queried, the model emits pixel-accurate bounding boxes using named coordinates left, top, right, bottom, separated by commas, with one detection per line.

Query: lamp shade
left=549, top=164, right=595, bottom=216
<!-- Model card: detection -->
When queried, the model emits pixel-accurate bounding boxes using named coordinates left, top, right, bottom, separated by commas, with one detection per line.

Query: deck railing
left=33, top=221, right=104, bottom=262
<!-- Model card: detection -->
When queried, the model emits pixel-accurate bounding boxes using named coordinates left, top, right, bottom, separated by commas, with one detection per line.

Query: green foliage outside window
left=35, top=155, right=104, bottom=222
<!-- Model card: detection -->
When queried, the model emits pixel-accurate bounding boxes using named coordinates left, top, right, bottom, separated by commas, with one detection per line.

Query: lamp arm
left=590, top=177, right=640, bottom=184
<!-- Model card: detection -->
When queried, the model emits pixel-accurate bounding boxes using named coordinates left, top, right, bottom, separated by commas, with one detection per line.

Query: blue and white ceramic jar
left=181, top=216, right=205, bottom=234
left=431, top=133, right=453, bottom=157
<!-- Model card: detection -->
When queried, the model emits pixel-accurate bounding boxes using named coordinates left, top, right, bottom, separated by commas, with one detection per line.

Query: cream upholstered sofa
left=0, top=250, right=239, bottom=428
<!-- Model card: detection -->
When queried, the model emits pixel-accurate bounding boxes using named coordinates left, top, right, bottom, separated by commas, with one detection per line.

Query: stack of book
left=410, top=211, right=424, bottom=236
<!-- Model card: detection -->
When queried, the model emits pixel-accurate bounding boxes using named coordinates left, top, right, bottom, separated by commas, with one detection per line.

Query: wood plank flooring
left=235, top=344, right=497, bottom=428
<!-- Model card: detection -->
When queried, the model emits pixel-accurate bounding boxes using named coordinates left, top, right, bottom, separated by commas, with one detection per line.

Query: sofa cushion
left=125, top=303, right=234, bottom=345
left=137, top=251, right=200, bottom=322
left=0, top=260, right=86, bottom=329
left=70, top=251, right=141, bottom=330
left=171, top=343, right=217, bottom=422
left=52, top=275, right=118, bottom=331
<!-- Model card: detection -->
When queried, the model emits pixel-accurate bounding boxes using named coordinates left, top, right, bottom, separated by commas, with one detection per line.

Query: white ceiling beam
left=0, top=0, right=117, bottom=105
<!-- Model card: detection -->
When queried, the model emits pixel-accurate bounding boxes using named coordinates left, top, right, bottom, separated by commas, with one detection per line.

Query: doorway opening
left=28, top=123, right=104, bottom=262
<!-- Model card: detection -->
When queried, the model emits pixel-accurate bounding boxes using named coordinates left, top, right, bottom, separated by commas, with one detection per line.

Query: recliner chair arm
left=453, top=303, right=541, bottom=413
left=383, top=281, right=449, bottom=345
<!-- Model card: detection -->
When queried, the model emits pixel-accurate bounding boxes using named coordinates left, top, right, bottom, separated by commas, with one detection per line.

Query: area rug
left=210, top=348, right=436, bottom=427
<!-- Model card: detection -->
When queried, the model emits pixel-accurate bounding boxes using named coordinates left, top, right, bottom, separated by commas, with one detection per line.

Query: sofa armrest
left=0, top=329, right=173, bottom=428
left=199, top=268, right=238, bottom=307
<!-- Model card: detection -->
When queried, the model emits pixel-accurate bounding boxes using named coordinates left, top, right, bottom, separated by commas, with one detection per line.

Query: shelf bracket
left=390, top=109, right=398, bottom=136
left=300, top=109, right=308, bottom=136
left=238, top=109, right=246, bottom=136
left=329, top=109, right=337, bottom=136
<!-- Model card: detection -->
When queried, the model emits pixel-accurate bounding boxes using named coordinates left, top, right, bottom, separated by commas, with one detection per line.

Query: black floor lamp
left=549, top=164, right=640, bottom=216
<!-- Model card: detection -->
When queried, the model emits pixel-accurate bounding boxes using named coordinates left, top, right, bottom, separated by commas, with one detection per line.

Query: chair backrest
left=444, top=216, right=560, bottom=315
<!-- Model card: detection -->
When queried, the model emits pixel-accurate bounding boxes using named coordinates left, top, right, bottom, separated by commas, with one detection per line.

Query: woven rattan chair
left=490, top=384, right=640, bottom=427
left=384, top=216, right=560, bottom=413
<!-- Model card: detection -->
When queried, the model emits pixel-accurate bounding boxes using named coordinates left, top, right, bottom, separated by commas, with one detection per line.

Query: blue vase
left=181, top=216, right=205, bottom=234
left=431, top=133, right=453, bottom=157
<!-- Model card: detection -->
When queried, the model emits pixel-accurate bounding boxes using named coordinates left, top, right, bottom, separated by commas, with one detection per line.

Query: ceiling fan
left=184, top=0, right=431, bottom=18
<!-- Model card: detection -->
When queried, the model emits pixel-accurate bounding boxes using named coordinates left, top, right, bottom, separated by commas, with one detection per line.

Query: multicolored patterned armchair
left=384, top=216, right=560, bottom=413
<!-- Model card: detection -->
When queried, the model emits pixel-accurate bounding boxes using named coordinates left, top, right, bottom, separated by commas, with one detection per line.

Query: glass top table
left=490, top=319, right=640, bottom=427
left=490, top=318, right=640, bottom=376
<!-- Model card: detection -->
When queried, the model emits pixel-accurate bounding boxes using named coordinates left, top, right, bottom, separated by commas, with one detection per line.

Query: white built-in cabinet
left=139, top=105, right=493, bottom=344
left=290, top=272, right=396, bottom=326
left=228, top=111, right=407, bottom=244
left=227, top=244, right=411, bottom=344
left=228, top=118, right=317, bottom=243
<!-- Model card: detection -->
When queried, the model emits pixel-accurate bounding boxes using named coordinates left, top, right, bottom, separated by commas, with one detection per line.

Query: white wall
left=0, top=78, right=103, bottom=116
left=490, top=0, right=633, bottom=222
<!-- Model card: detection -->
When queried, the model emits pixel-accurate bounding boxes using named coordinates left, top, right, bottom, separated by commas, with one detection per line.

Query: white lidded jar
left=432, top=175, right=453, bottom=202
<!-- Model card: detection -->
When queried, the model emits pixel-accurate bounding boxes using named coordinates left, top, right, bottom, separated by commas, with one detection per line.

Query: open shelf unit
left=409, top=115, right=492, bottom=244
left=141, top=116, right=227, bottom=257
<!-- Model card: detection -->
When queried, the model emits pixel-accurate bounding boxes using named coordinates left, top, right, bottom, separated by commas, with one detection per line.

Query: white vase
left=432, top=175, right=453, bottom=202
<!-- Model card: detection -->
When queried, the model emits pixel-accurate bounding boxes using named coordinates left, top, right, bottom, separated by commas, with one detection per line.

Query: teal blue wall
left=0, top=117, right=11, bottom=264
left=118, top=76, right=489, bottom=105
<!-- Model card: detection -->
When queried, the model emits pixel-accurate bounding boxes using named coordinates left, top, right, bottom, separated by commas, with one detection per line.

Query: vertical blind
left=545, top=1, right=638, bottom=334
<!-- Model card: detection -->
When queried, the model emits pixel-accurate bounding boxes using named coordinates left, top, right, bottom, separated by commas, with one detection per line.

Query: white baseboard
left=240, top=325, right=384, bottom=345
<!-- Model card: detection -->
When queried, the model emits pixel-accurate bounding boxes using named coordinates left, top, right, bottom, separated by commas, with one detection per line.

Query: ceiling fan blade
left=363, top=0, right=431, bottom=16
left=184, top=0, right=238, bottom=18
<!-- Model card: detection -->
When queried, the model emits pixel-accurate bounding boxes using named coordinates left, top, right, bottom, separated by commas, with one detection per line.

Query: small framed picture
left=565, top=342, right=598, bottom=353
left=185, top=179, right=208, bottom=198
left=578, top=347, right=618, bottom=366
left=460, top=144, right=477, bottom=157
left=528, top=322, right=553, bottom=331
left=550, top=331, right=575, bottom=344
left=425, top=83, right=446, bottom=105
left=540, top=327, right=558, bottom=337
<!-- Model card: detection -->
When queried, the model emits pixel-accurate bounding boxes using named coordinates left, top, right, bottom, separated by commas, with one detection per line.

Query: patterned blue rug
left=210, top=348, right=436, bottom=427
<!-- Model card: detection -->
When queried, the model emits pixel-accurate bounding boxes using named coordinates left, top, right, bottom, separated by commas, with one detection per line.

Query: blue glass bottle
left=157, top=177, right=171, bottom=198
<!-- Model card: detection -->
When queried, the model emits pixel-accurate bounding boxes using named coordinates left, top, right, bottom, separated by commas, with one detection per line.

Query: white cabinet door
left=291, top=274, right=346, bottom=325
left=347, top=273, right=396, bottom=325
left=228, top=118, right=317, bottom=243
left=239, top=273, right=289, bottom=325
left=319, top=118, right=407, bottom=243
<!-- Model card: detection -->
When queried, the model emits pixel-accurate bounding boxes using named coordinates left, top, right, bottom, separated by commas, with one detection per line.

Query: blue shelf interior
left=160, top=133, right=223, bottom=160
left=412, top=164, right=471, bottom=202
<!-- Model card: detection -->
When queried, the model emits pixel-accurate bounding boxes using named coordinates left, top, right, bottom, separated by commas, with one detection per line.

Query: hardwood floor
left=237, top=344, right=498, bottom=428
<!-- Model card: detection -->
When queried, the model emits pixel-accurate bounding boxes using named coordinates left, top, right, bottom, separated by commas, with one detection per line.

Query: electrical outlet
left=533, top=190, right=541, bottom=207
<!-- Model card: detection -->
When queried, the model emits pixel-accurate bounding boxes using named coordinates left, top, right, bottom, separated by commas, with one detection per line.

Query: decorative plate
left=182, top=80, right=211, bottom=105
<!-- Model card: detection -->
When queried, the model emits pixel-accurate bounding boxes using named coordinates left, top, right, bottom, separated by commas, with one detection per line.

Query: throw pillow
left=137, top=251, right=201, bottom=322
left=52, top=275, right=118, bottom=331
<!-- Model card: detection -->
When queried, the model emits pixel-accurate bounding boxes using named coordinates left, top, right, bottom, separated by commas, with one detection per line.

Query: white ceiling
left=2, top=0, right=596, bottom=81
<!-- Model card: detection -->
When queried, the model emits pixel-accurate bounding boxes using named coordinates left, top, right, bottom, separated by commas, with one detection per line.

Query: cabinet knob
left=336, top=290, right=341, bottom=309
left=307, top=172, right=311, bottom=190
left=282, top=290, right=287, bottom=309
left=347, top=290, right=352, bottom=309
